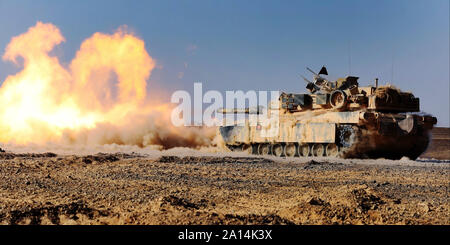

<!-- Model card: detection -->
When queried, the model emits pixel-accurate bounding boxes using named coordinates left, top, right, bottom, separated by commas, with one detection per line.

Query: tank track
left=225, top=124, right=431, bottom=160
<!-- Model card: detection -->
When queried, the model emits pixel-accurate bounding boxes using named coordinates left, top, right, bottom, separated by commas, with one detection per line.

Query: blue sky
left=0, top=0, right=448, bottom=126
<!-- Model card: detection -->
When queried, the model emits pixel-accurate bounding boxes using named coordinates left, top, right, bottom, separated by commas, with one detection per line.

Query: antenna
left=348, top=40, right=351, bottom=75
left=391, top=52, right=394, bottom=84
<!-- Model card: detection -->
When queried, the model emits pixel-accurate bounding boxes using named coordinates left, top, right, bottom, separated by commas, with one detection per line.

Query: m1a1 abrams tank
left=218, top=67, right=437, bottom=160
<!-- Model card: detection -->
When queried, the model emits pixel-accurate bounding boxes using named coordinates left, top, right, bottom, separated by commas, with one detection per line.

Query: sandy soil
left=420, top=127, right=450, bottom=160
left=0, top=149, right=448, bottom=225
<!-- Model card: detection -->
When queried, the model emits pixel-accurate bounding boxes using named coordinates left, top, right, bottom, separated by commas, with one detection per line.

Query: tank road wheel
left=325, top=143, right=339, bottom=157
left=242, top=144, right=253, bottom=154
left=312, top=143, right=325, bottom=157
left=330, top=90, right=347, bottom=109
left=258, top=144, right=271, bottom=155
left=298, top=144, right=310, bottom=157
left=272, top=144, right=284, bottom=157
left=284, top=143, right=297, bottom=157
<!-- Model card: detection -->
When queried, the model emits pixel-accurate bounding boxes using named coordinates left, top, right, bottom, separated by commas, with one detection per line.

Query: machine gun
left=300, top=75, right=319, bottom=94
left=302, top=66, right=335, bottom=93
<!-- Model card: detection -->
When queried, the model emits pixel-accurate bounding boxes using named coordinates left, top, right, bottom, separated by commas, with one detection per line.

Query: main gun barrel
left=217, top=106, right=263, bottom=114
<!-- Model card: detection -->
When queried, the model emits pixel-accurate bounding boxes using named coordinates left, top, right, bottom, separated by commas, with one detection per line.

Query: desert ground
left=420, top=127, right=450, bottom=160
left=0, top=128, right=448, bottom=225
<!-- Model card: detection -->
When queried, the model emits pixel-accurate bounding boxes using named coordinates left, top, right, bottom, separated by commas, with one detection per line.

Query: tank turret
left=284, top=66, right=420, bottom=113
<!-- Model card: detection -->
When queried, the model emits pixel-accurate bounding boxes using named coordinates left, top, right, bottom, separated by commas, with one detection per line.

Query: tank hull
left=219, top=110, right=436, bottom=160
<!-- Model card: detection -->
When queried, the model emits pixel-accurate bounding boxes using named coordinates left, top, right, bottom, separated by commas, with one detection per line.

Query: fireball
left=0, top=22, right=214, bottom=149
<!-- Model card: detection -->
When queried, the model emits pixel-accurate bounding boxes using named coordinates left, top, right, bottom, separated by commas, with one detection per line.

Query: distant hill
left=420, top=127, right=450, bottom=160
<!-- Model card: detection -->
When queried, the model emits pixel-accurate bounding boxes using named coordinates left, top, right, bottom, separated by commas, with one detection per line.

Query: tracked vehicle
left=218, top=67, right=437, bottom=159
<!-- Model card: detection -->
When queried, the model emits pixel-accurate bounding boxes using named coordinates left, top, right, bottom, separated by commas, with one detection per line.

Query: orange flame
left=0, top=22, right=214, bottom=149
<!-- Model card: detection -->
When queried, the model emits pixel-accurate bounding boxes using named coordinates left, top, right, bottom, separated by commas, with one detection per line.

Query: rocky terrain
left=0, top=150, right=448, bottom=225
